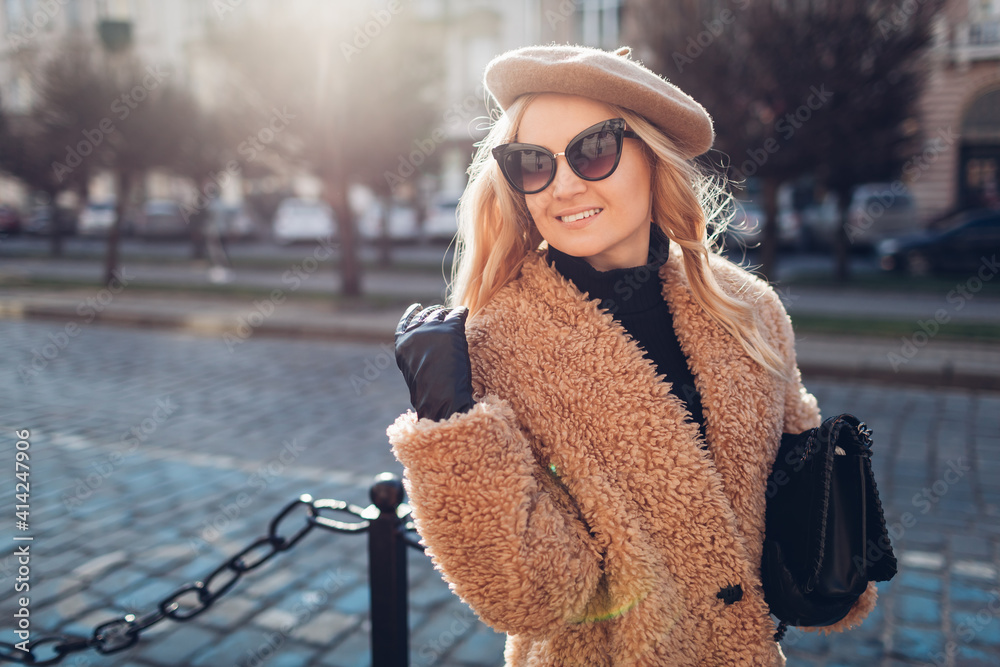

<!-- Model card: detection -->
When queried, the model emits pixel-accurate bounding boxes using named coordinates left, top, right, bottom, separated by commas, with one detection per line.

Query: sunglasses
left=492, top=118, right=638, bottom=195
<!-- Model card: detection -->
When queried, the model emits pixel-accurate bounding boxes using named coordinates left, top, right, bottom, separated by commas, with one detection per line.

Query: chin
left=547, top=236, right=607, bottom=259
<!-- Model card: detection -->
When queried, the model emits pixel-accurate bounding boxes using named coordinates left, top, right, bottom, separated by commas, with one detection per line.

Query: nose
left=549, top=154, right=587, bottom=199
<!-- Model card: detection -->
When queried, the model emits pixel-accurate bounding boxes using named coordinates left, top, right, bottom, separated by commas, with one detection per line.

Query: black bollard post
left=368, top=472, right=409, bottom=666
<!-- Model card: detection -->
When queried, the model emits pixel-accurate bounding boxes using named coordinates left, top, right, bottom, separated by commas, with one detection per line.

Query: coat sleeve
left=758, top=287, right=821, bottom=434
left=387, top=394, right=605, bottom=637
left=761, top=287, right=882, bottom=635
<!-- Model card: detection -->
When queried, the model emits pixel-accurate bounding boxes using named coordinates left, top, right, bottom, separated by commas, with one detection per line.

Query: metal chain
left=0, top=492, right=423, bottom=665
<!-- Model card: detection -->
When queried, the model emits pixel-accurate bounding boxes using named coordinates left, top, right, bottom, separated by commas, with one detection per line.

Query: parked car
left=877, top=209, right=1000, bottom=275
left=722, top=194, right=803, bottom=251
left=800, top=184, right=918, bottom=251
left=777, top=208, right=803, bottom=250
left=21, top=203, right=79, bottom=236
left=24, top=205, right=54, bottom=235
left=135, top=200, right=189, bottom=239
left=272, top=198, right=335, bottom=244
left=846, top=183, right=918, bottom=248
left=422, top=195, right=459, bottom=243
left=799, top=192, right=840, bottom=251
left=0, top=205, right=22, bottom=236
left=357, top=200, right=420, bottom=243
left=77, top=202, right=117, bottom=236
left=207, top=201, right=259, bottom=241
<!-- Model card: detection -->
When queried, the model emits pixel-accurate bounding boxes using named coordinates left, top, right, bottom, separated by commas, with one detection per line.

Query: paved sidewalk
left=2, top=287, right=999, bottom=390
left=1, top=320, right=998, bottom=667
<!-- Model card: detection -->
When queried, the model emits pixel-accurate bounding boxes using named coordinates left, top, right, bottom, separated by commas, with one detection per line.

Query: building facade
left=917, top=0, right=1000, bottom=220
left=0, top=0, right=621, bottom=207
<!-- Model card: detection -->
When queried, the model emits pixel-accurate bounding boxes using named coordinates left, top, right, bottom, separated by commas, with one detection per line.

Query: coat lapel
left=658, top=245, right=785, bottom=568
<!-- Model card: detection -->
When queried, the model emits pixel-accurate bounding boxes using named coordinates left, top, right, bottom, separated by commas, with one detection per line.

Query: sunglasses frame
left=492, top=118, right=638, bottom=195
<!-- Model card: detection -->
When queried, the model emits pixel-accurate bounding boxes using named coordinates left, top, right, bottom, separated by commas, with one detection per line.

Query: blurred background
left=1, top=1, right=1000, bottom=667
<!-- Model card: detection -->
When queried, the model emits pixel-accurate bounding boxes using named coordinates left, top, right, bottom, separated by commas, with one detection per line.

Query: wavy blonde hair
left=448, top=94, right=787, bottom=378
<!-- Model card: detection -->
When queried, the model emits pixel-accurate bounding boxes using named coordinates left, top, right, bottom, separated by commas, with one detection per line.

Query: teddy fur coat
left=388, top=242, right=879, bottom=666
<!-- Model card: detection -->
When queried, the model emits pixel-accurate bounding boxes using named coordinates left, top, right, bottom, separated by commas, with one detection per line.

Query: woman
left=390, top=44, right=878, bottom=666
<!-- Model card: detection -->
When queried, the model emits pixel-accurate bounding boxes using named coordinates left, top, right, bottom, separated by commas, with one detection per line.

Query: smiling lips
left=558, top=208, right=603, bottom=223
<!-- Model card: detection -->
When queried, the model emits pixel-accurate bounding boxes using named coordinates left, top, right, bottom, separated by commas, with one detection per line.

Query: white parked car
left=423, top=195, right=460, bottom=243
left=272, top=198, right=336, bottom=244
left=207, top=201, right=259, bottom=240
left=357, top=200, right=419, bottom=243
left=135, top=200, right=189, bottom=239
left=801, top=184, right=917, bottom=250
left=77, top=202, right=117, bottom=236
left=845, top=183, right=917, bottom=248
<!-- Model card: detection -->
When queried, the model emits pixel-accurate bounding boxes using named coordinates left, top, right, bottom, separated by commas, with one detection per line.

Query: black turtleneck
left=546, top=225, right=707, bottom=446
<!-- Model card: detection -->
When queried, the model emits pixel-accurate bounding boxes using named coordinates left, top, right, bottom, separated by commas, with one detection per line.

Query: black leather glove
left=394, top=303, right=476, bottom=421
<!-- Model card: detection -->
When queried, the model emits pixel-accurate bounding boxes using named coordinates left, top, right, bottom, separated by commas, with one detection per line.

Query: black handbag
left=761, top=414, right=897, bottom=641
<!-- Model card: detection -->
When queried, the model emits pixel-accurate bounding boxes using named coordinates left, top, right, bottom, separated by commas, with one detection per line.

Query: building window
left=973, top=0, right=1000, bottom=19
left=66, top=0, right=81, bottom=26
left=466, top=36, right=496, bottom=91
left=97, top=0, right=134, bottom=19
left=5, top=0, right=30, bottom=29
left=577, top=0, right=622, bottom=50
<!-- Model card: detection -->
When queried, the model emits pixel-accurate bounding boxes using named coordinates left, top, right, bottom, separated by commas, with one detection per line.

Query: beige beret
left=484, top=44, right=714, bottom=159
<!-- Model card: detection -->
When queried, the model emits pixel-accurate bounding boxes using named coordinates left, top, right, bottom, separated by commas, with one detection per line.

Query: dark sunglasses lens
left=568, top=129, right=620, bottom=180
left=504, top=149, right=553, bottom=193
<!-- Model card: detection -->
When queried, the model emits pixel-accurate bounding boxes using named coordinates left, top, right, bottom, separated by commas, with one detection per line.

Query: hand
left=394, top=303, right=476, bottom=421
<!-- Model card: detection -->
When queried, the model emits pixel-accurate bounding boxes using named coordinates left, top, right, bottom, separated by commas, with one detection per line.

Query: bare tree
left=208, top=5, right=443, bottom=296
left=23, top=39, right=225, bottom=286
left=626, top=0, right=943, bottom=281
left=0, top=40, right=106, bottom=257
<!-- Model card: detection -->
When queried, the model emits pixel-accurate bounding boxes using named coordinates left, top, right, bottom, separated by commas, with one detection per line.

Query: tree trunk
left=190, top=176, right=210, bottom=260
left=104, top=169, right=132, bottom=287
left=833, top=188, right=851, bottom=283
left=327, top=178, right=361, bottom=297
left=759, top=177, right=780, bottom=283
left=48, top=189, right=63, bottom=258
left=378, top=199, right=391, bottom=268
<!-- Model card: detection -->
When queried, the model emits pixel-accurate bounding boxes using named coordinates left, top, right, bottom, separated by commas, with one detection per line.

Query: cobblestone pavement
left=1, top=320, right=998, bottom=667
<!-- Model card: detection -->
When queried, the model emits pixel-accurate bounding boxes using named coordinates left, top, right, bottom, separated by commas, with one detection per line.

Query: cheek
left=525, top=195, right=550, bottom=227
left=616, top=159, right=652, bottom=214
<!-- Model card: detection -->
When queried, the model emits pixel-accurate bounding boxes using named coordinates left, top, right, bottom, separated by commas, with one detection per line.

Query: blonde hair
left=448, top=95, right=788, bottom=378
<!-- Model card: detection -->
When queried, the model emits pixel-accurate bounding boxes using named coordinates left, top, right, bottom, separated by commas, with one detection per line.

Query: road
left=1, top=320, right=998, bottom=666
left=4, top=237, right=1000, bottom=326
